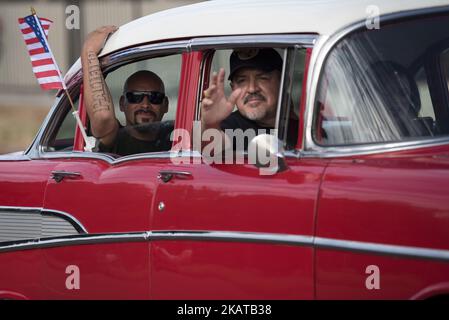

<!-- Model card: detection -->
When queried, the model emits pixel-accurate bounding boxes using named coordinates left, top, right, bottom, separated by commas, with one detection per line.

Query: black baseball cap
left=228, top=48, right=283, bottom=80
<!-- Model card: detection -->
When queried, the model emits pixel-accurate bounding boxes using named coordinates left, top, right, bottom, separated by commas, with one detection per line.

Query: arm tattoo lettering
left=87, top=51, right=110, bottom=114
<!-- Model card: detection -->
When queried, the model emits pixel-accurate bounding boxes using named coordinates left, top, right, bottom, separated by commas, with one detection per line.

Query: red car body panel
left=2, top=2, right=449, bottom=300
left=0, top=161, right=57, bottom=208
left=150, top=158, right=327, bottom=299
left=151, top=241, right=313, bottom=299
left=41, top=243, right=150, bottom=299
left=315, top=145, right=449, bottom=299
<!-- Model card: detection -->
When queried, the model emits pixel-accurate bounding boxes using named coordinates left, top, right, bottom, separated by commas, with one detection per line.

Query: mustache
left=134, top=109, right=157, bottom=118
left=243, top=93, right=266, bottom=104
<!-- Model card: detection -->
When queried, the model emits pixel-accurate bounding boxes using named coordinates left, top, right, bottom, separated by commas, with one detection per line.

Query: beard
left=132, top=109, right=161, bottom=133
left=242, top=106, right=267, bottom=121
left=134, top=109, right=157, bottom=123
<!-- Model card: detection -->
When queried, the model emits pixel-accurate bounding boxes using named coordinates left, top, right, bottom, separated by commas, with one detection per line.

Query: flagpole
left=30, top=7, right=94, bottom=151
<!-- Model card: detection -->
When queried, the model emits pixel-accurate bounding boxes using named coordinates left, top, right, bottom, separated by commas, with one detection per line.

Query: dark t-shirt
left=221, top=111, right=274, bottom=133
left=98, top=121, right=173, bottom=156
left=220, top=111, right=274, bottom=151
left=220, top=111, right=298, bottom=150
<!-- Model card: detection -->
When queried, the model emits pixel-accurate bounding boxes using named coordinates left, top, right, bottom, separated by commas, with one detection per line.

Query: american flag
left=18, top=14, right=65, bottom=90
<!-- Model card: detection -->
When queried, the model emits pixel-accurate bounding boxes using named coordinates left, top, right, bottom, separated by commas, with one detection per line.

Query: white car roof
left=101, top=0, right=449, bottom=56
left=64, top=0, right=449, bottom=82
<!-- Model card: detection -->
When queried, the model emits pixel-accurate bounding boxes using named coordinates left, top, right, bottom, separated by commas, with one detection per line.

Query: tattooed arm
left=81, top=25, right=118, bottom=147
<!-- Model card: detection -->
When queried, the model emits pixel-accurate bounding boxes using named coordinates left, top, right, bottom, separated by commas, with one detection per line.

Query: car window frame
left=24, top=35, right=317, bottom=163
left=25, top=40, right=190, bottom=163
left=303, top=6, right=449, bottom=158
left=193, top=34, right=316, bottom=156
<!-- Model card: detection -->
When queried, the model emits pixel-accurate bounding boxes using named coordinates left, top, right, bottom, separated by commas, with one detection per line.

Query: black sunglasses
left=125, top=91, right=166, bottom=104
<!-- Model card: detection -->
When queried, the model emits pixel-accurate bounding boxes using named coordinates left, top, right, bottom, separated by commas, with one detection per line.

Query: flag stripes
left=18, top=15, right=64, bottom=90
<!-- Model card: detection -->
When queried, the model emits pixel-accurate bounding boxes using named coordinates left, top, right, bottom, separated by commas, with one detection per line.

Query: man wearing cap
left=201, top=48, right=283, bottom=149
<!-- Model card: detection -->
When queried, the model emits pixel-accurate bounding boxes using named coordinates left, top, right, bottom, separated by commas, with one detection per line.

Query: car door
left=312, top=12, right=449, bottom=299
left=0, top=103, right=61, bottom=299
left=34, top=48, right=186, bottom=299
left=149, top=38, right=325, bottom=299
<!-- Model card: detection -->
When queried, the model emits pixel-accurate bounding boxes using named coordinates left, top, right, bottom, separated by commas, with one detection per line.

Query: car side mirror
left=248, top=134, right=288, bottom=175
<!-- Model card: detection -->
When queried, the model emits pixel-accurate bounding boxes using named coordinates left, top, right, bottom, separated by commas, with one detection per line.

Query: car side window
left=42, top=54, right=182, bottom=156
left=43, top=97, right=79, bottom=152
left=314, top=14, right=449, bottom=146
left=96, top=54, right=182, bottom=157
left=201, top=46, right=306, bottom=151
left=106, top=55, right=181, bottom=124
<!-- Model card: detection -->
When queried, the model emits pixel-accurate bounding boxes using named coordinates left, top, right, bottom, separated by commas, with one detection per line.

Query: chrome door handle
left=51, top=170, right=82, bottom=183
left=157, top=170, right=192, bottom=183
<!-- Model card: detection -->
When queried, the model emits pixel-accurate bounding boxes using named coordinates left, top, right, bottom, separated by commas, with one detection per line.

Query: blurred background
left=0, top=0, right=204, bottom=154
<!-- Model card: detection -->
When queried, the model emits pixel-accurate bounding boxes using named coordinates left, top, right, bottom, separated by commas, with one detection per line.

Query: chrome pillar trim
left=303, top=6, right=449, bottom=157
left=190, top=34, right=317, bottom=50
left=273, top=49, right=289, bottom=133
left=314, top=237, right=449, bottom=262
left=148, top=230, right=314, bottom=246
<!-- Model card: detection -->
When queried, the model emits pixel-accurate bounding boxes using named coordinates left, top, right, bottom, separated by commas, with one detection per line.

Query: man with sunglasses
left=81, top=26, right=171, bottom=156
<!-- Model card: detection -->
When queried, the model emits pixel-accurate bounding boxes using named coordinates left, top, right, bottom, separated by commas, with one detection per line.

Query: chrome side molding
left=1, top=229, right=449, bottom=263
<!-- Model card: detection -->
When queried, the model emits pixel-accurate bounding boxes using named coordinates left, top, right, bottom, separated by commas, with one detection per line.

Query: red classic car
left=1, top=0, right=449, bottom=299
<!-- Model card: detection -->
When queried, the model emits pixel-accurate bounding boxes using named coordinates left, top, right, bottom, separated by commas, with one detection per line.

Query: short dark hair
left=123, top=70, right=165, bottom=94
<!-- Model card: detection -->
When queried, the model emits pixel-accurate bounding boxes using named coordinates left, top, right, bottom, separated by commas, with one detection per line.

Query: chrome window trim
left=35, top=150, right=202, bottom=165
left=38, top=149, right=299, bottom=165
left=190, top=34, right=317, bottom=51
left=101, top=40, right=190, bottom=67
left=303, top=5, right=449, bottom=158
left=1, top=229, right=449, bottom=263
left=299, top=136, right=449, bottom=159
left=0, top=153, right=31, bottom=162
